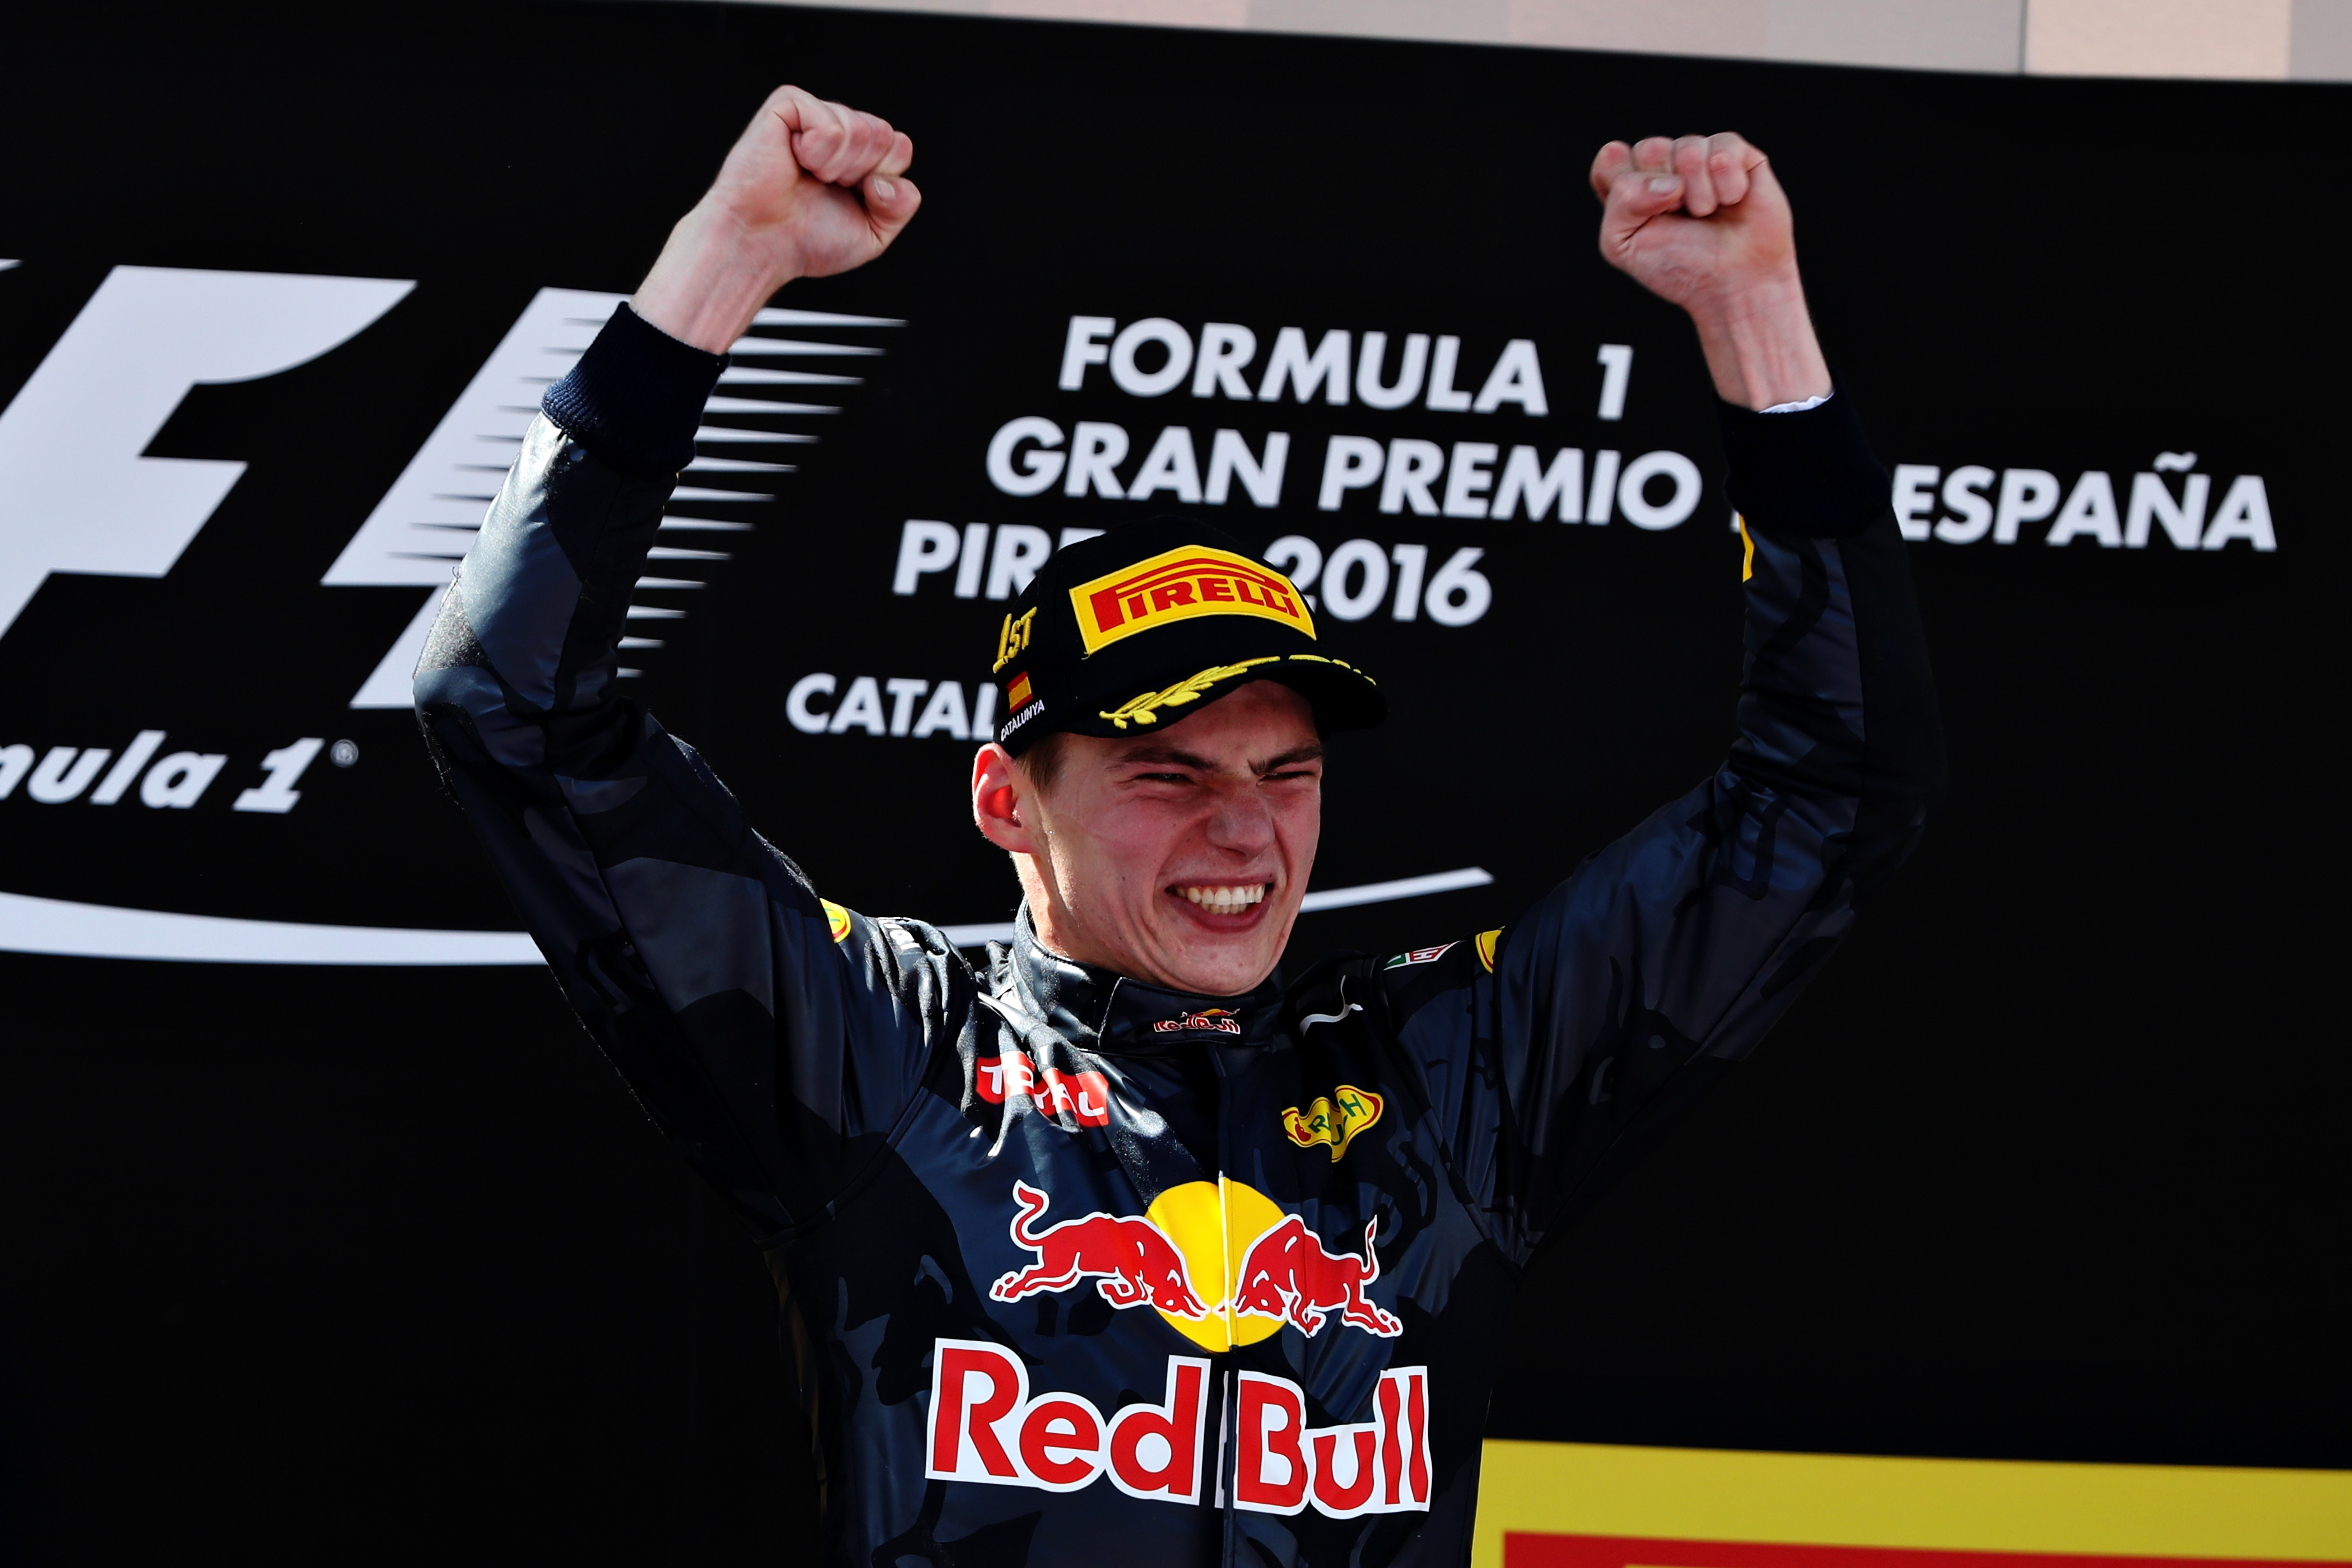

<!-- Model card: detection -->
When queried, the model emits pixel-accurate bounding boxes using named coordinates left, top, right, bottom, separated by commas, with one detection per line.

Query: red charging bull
left=1231, top=1214, right=1402, bottom=1338
left=989, top=1180, right=1210, bottom=1318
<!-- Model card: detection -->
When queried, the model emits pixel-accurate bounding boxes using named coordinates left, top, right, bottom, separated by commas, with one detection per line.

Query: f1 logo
left=0, top=266, right=414, bottom=644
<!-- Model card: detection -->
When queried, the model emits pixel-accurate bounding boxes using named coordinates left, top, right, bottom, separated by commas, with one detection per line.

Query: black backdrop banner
left=2, top=1, right=2345, bottom=1559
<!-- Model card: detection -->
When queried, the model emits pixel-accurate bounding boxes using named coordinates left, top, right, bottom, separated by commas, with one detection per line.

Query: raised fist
left=1590, top=133, right=1794, bottom=314
left=1590, top=132, right=1828, bottom=410
left=706, top=85, right=921, bottom=283
left=634, top=85, right=922, bottom=351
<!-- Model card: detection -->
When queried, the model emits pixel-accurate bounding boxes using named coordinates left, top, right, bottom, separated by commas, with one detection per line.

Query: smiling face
left=970, top=680, right=1323, bottom=997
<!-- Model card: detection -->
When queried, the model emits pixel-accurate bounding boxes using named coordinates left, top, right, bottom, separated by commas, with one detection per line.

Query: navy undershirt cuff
left=1715, top=387, right=1889, bottom=538
left=542, top=302, right=729, bottom=482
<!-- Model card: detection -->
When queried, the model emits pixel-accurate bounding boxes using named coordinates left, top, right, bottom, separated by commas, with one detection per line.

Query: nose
left=1203, top=777, right=1277, bottom=858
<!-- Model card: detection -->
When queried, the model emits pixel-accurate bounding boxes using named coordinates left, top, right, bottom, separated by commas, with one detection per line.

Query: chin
left=1154, top=925, right=1287, bottom=998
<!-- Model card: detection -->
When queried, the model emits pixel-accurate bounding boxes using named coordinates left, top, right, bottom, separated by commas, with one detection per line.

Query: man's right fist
left=1588, top=132, right=1830, bottom=411
left=1590, top=133, right=1793, bottom=316
left=634, top=85, right=921, bottom=353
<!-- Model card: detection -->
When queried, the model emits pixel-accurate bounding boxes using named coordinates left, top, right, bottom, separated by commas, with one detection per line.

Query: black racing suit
left=414, top=306, right=1942, bottom=1568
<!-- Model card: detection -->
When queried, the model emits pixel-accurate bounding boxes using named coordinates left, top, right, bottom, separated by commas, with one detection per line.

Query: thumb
left=864, top=172, right=923, bottom=250
left=1598, top=170, right=1684, bottom=259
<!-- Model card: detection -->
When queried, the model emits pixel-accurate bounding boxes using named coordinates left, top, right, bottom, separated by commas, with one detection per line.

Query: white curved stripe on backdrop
left=0, top=890, right=543, bottom=965
left=0, top=867, right=1497, bottom=965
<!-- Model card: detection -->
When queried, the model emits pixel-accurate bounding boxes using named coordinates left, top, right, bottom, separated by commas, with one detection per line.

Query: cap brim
left=1053, top=651, right=1385, bottom=743
left=1256, top=657, right=1387, bottom=736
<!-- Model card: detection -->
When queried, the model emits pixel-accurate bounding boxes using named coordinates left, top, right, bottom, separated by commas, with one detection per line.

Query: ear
left=972, top=743, right=1040, bottom=854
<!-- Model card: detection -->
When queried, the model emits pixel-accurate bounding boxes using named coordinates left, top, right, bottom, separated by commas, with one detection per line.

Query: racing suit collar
left=1004, top=902, right=1285, bottom=1057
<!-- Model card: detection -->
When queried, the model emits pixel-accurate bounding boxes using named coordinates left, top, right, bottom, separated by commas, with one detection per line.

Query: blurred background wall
left=738, top=0, right=2352, bottom=80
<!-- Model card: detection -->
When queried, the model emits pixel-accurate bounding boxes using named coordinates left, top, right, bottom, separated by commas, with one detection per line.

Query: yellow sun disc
left=1144, top=1177, right=1287, bottom=1352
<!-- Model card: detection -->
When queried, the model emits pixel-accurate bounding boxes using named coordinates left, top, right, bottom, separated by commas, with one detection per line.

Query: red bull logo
left=1151, top=1007, right=1242, bottom=1036
left=1231, top=1214, right=1403, bottom=1338
left=988, top=1180, right=1402, bottom=1345
left=990, top=1181, right=1212, bottom=1319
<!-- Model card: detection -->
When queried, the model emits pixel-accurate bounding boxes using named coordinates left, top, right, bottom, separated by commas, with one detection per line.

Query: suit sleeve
left=1392, top=389, right=1945, bottom=1266
left=412, top=304, right=955, bottom=1239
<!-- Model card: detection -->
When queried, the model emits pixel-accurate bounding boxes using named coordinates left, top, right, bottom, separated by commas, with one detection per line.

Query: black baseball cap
left=986, top=517, right=1386, bottom=755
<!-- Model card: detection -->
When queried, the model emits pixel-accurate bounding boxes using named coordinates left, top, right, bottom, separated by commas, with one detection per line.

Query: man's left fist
left=705, top=85, right=922, bottom=285
left=1590, top=133, right=1796, bottom=313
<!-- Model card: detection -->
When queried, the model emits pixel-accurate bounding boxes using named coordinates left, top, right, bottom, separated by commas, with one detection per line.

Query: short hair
left=1017, top=731, right=1074, bottom=798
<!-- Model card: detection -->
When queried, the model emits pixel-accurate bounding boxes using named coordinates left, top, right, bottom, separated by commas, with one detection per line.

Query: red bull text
left=1236, top=1368, right=1431, bottom=1517
left=923, top=1347, right=1432, bottom=1518
left=927, top=1344, right=1211, bottom=1503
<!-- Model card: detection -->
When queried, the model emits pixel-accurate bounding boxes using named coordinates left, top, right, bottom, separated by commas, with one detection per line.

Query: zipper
left=1210, top=1042, right=1238, bottom=1568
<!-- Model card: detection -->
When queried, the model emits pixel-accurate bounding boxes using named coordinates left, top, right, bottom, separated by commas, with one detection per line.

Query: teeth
left=1179, top=884, right=1268, bottom=915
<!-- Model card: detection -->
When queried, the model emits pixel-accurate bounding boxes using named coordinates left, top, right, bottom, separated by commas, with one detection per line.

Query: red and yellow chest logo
left=1069, top=545, right=1314, bottom=654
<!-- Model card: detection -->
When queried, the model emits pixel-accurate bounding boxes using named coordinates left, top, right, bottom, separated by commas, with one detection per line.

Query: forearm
left=633, top=200, right=796, bottom=354
left=1719, top=393, right=1945, bottom=877
left=1685, top=265, right=1833, bottom=412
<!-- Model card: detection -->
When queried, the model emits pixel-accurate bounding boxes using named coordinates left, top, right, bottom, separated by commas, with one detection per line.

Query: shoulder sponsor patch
left=820, top=899, right=852, bottom=944
left=1383, top=941, right=1457, bottom=970
left=1282, top=1084, right=1383, bottom=1161
left=1069, top=544, right=1315, bottom=655
left=1474, top=928, right=1501, bottom=972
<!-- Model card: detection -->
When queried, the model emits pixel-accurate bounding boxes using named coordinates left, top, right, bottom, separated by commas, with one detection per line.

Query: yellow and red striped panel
left=1475, top=1442, right=2352, bottom=1568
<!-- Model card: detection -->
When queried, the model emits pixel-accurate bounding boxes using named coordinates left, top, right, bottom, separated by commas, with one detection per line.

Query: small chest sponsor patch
left=1152, top=1007, right=1242, bottom=1036
left=820, top=899, right=852, bottom=944
left=1382, top=941, right=1457, bottom=970
left=1283, top=1086, right=1383, bottom=1161
left=976, top=1053, right=1112, bottom=1127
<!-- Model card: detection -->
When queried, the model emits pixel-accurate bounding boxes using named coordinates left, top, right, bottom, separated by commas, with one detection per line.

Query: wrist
left=631, top=200, right=799, bottom=354
left=1686, top=265, right=1832, bottom=412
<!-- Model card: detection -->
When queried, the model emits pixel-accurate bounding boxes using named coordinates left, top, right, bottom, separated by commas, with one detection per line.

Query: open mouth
left=1174, top=883, right=1271, bottom=917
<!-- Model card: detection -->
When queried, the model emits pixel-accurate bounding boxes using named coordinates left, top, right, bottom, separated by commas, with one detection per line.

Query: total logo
left=987, top=1179, right=1401, bottom=1353
left=976, top=1055, right=1112, bottom=1128
left=925, top=1345, right=1433, bottom=1517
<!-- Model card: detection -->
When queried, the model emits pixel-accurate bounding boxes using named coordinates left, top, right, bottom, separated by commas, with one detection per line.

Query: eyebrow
left=1110, top=742, right=1326, bottom=776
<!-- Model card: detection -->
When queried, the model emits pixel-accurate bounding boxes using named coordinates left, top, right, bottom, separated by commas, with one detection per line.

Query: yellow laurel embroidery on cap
left=1098, top=657, right=1280, bottom=729
left=1737, top=515, right=1755, bottom=582
left=992, top=607, right=1037, bottom=674
left=1289, top=653, right=1373, bottom=682
left=1282, top=1086, right=1384, bottom=1161
left=1474, top=928, right=1501, bottom=972
left=820, top=899, right=852, bottom=944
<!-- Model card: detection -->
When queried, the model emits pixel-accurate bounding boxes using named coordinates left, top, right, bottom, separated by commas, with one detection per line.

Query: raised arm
left=1394, top=134, right=1945, bottom=1258
left=412, top=88, right=939, bottom=1238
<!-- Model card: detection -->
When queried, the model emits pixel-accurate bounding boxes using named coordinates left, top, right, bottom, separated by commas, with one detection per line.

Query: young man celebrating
left=416, top=86, right=1940, bottom=1568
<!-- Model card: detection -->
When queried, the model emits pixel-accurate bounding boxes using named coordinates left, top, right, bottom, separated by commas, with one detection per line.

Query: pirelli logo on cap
left=1070, top=546, right=1314, bottom=656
